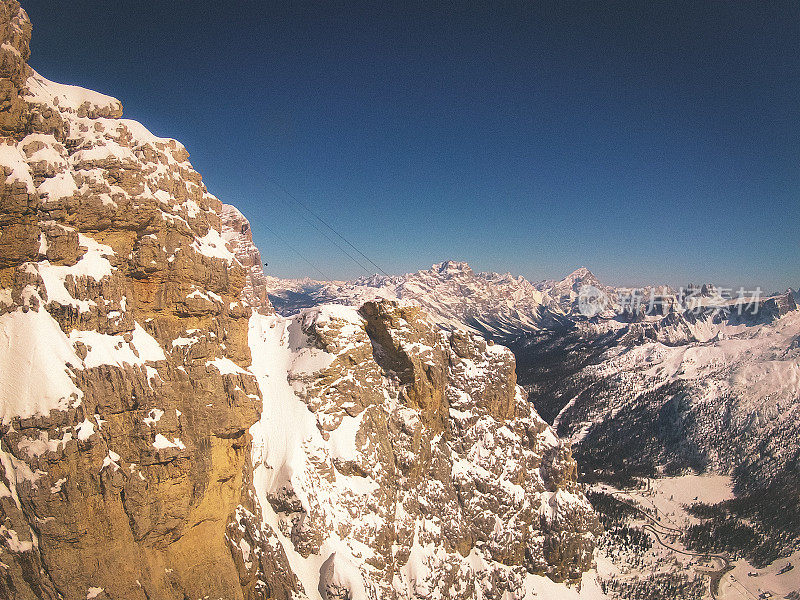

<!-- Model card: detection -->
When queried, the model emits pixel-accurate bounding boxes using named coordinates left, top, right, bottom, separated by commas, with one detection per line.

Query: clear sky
left=23, top=1, right=800, bottom=291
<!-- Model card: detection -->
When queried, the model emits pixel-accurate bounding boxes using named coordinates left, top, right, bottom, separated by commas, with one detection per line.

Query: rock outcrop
left=222, top=204, right=273, bottom=315
left=0, top=3, right=260, bottom=597
left=243, top=302, right=599, bottom=599
left=0, top=3, right=600, bottom=599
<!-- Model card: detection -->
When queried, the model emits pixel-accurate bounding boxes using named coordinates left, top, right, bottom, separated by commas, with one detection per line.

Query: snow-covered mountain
left=266, top=260, right=575, bottom=336
left=0, top=4, right=602, bottom=599
left=2, top=2, right=798, bottom=598
left=245, top=302, right=600, bottom=599
left=266, top=261, right=800, bottom=569
left=533, top=267, right=608, bottom=313
left=559, top=303, right=800, bottom=567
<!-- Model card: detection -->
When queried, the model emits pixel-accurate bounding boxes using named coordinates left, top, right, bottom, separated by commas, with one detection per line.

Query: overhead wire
left=261, top=221, right=332, bottom=281
left=265, top=177, right=389, bottom=277
left=283, top=207, right=373, bottom=275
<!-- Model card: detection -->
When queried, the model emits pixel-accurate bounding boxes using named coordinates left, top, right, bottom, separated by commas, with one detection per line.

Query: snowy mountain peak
left=532, top=267, right=604, bottom=311
left=431, top=260, right=473, bottom=276
left=563, top=266, right=598, bottom=284
left=686, top=282, right=719, bottom=297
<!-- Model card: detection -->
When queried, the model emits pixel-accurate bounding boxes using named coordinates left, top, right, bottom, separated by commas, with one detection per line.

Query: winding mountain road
left=606, top=490, right=744, bottom=599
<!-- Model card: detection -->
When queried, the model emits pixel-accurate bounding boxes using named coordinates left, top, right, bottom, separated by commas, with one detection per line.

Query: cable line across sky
left=260, top=221, right=332, bottom=281
left=265, top=177, right=389, bottom=277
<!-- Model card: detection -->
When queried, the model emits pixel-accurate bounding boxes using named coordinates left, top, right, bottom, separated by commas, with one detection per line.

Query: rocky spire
left=221, top=203, right=274, bottom=314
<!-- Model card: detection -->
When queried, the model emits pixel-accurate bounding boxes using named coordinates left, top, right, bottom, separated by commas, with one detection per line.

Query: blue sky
left=24, top=1, right=800, bottom=291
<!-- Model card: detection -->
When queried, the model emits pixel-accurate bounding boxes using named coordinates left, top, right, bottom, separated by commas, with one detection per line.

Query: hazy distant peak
left=431, top=260, right=473, bottom=275
left=562, top=266, right=598, bottom=284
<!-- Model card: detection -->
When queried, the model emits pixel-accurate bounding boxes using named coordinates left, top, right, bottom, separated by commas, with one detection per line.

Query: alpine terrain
left=2, top=3, right=799, bottom=600
left=0, top=3, right=603, bottom=599
left=266, top=263, right=800, bottom=598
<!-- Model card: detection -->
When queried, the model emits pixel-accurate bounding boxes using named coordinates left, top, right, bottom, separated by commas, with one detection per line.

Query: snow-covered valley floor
left=590, top=474, right=800, bottom=600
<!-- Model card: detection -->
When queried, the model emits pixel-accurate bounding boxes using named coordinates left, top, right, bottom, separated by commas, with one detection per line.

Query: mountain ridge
left=264, top=258, right=800, bottom=568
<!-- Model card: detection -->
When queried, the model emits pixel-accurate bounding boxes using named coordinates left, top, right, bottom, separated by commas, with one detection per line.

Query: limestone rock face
left=245, top=301, right=600, bottom=600
left=0, top=3, right=260, bottom=598
left=0, top=3, right=600, bottom=599
left=222, top=204, right=273, bottom=315
left=0, top=0, right=30, bottom=135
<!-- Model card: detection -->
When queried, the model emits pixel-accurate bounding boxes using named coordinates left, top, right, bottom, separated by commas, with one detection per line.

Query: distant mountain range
left=265, top=262, right=800, bottom=566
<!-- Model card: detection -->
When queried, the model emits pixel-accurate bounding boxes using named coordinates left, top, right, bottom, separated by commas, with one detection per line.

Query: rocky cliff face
left=243, top=301, right=599, bottom=600
left=0, top=3, right=260, bottom=597
left=222, top=204, right=273, bottom=315
left=0, top=3, right=600, bottom=599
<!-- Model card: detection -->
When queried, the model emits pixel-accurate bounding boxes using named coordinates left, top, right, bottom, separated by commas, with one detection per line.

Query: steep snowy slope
left=558, top=309, right=800, bottom=480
